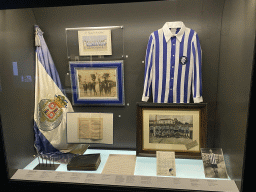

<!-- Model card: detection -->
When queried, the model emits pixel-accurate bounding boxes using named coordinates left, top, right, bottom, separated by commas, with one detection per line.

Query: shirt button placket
left=169, top=37, right=176, bottom=103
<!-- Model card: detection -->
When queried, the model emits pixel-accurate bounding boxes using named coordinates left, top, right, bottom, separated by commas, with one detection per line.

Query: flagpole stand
left=33, top=155, right=60, bottom=170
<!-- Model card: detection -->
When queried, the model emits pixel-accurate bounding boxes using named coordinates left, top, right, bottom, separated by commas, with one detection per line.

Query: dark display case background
left=0, top=1, right=255, bottom=190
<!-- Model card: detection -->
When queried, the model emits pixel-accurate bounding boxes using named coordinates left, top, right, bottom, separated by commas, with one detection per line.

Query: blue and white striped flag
left=33, top=25, right=80, bottom=160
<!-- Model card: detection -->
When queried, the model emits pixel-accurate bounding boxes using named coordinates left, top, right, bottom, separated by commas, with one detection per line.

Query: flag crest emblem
left=38, top=95, right=68, bottom=131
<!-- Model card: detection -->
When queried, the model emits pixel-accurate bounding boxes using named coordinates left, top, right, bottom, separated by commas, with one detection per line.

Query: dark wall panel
left=32, top=0, right=224, bottom=149
left=0, top=9, right=37, bottom=177
left=216, top=0, right=255, bottom=188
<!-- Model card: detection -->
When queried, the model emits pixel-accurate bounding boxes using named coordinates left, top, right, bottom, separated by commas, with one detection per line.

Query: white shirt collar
left=162, top=21, right=186, bottom=42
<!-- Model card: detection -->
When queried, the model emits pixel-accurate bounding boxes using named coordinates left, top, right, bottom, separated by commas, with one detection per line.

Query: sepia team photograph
left=149, top=114, right=193, bottom=145
left=76, top=68, right=117, bottom=100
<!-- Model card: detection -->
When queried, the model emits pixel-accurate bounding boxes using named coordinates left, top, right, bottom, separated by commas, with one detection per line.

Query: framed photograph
left=136, top=102, right=207, bottom=158
left=69, top=61, right=124, bottom=106
left=78, top=29, right=112, bottom=56
left=66, top=112, right=113, bottom=144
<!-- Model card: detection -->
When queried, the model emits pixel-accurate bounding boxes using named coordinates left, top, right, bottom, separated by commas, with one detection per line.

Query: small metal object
left=34, top=154, right=60, bottom=170
left=37, top=155, right=41, bottom=166
left=49, top=157, right=52, bottom=167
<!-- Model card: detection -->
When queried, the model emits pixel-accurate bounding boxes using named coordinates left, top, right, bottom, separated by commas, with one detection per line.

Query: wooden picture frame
left=136, top=102, right=207, bottom=158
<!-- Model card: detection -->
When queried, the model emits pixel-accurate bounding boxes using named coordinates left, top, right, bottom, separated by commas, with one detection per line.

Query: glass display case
left=0, top=1, right=254, bottom=191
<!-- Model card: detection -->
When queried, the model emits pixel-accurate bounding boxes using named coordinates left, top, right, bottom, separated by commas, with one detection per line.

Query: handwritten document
left=102, top=154, right=136, bottom=175
left=156, top=151, right=176, bottom=176
left=78, top=118, right=103, bottom=140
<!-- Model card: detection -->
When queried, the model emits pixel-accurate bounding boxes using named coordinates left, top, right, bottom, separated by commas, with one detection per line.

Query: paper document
left=157, top=151, right=176, bottom=176
left=78, top=118, right=103, bottom=140
left=102, top=154, right=136, bottom=175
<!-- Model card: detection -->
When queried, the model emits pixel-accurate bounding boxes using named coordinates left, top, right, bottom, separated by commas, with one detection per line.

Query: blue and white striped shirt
left=209, top=153, right=217, bottom=165
left=142, top=22, right=203, bottom=103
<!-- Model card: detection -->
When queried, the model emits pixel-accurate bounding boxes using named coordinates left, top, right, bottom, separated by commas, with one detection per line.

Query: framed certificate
left=69, top=60, right=124, bottom=106
left=78, top=29, right=112, bottom=56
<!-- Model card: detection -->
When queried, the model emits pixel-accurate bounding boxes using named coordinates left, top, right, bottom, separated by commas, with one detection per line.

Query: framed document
left=78, top=29, right=112, bottom=56
left=69, top=61, right=124, bottom=106
left=136, top=102, right=207, bottom=158
left=67, top=112, right=113, bottom=144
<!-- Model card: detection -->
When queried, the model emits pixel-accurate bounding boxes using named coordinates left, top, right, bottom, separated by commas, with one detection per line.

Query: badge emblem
left=180, top=56, right=187, bottom=65
left=38, top=95, right=68, bottom=131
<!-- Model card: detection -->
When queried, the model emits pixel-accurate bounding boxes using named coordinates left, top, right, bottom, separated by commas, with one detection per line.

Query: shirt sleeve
left=192, top=33, right=203, bottom=103
left=142, top=34, right=154, bottom=102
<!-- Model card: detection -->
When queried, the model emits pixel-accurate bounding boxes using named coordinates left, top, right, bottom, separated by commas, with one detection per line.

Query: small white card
left=78, top=29, right=112, bottom=56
